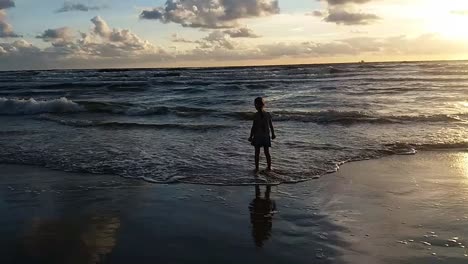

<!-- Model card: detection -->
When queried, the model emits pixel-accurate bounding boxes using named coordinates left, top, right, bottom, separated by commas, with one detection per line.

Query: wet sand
left=325, top=151, right=468, bottom=263
left=1, top=151, right=468, bottom=263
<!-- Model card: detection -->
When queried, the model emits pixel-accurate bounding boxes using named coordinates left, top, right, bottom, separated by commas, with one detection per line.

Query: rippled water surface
left=1, top=61, right=468, bottom=184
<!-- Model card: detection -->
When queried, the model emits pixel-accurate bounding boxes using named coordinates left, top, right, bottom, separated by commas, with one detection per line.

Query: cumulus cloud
left=56, top=2, right=105, bottom=13
left=201, top=30, right=237, bottom=49
left=140, top=0, right=280, bottom=29
left=0, top=0, right=20, bottom=38
left=170, top=27, right=258, bottom=52
left=90, top=16, right=111, bottom=37
left=36, top=27, right=74, bottom=43
left=87, top=16, right=156, bottom=54
left=223, top=27, right=260, bottom=38
left=0, top=10, right=19, bottom=37
left=0, top=16, right=169, bottom=70
left=0, top=39, right=40, bottom=54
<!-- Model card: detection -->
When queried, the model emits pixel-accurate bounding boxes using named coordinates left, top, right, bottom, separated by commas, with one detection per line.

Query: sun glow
left=423, top=0, right=468, bottom=39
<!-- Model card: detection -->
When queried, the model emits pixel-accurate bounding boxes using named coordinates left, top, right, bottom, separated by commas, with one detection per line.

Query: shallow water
left=1, top=61, right=468, bottom=184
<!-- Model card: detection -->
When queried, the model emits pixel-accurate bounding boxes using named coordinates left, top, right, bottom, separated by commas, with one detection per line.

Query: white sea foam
left=0, top=97, right=83, bottom=115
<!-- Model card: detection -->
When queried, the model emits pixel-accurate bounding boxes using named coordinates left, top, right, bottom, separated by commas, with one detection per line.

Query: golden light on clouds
left=2, top=0, right=468, bottom=70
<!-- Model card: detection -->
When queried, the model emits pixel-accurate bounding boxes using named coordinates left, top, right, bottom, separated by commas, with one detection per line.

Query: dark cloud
left=306, top=10, right=324, bottom=17
left=56, top=2, right=105, bottom=13
left=140, top=9, right=164, bottom=20
left=325, top=9, right=380, bottom=25
left=36, top=27, right=74, bottom=42
left=140, top=0, right=280, bottom=29
left=0, top=0, right=14, bottom=10
left=223, top=27, right=260, bottom=38
left=314, top=0, right=380, bottom=25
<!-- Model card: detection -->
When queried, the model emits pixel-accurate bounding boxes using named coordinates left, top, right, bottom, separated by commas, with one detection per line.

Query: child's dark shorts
left=251, top=136, right=271, bottom=148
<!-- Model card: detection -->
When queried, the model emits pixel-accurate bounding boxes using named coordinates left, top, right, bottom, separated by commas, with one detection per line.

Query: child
left=248, top=97, right=276, bottom=172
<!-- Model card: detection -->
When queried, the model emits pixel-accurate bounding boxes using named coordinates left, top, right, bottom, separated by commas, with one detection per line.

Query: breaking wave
left=0, top=97, right=83, bottom=115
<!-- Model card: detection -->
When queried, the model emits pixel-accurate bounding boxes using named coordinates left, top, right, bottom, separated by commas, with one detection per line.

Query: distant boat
left=359, top=60, right=365, bottom=64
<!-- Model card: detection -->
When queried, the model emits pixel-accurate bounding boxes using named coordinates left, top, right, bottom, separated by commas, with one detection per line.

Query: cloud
left=36, top=27, right=74, bottom=43
left=223, top=27, right=260, bottom=38
left=44, top=16, right=162, bottom=58
left=203, top=31, right=238, bottom=49
left=315, top=0, right=380, bottom=25
left=171, top=33, right=196, bottom=43
left=2, top=13, right=468, bottom=72
left=0, top=10, right=19, bottom=37
left=325, top=9, right=380, bottom=25
left=87, top=16, right=157, bottom=54
left=0, top=16, right=169, bottom=70
left=55, top=2, right=104, bottom=13
left=90, top=16, right=111, bottom=37
left=176, top=33, right=468, bottom=64
left=0, top=0, right=14, bottom=9
left=0, top=38, right=169, bottom=70
left=306, top=10, right=324, bottom=17
left=0, top=1, right=20, bottom=38
left=184, top=28, right=261, bottom=49
left=140, top=0, right=280, bottom=29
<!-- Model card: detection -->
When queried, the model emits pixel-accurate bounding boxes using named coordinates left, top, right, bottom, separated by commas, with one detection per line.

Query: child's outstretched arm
left=269, top=115, right=276, bottom=139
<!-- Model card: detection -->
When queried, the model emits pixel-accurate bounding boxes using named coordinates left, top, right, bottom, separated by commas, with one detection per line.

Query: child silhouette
left=248, top=97, right=276, bottom=173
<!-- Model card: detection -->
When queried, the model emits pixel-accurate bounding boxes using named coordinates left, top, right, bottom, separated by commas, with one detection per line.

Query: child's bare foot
left=266, top=167, right=272, bottom=171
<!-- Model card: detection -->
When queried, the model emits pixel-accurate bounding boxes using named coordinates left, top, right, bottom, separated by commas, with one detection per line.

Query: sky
left=1, top=0, right=468, bottom=70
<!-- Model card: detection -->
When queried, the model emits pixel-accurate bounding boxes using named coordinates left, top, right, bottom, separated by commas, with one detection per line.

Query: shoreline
left=1, top=150, right=468, bottom=263
left=0, top=149, right=454, bottom=187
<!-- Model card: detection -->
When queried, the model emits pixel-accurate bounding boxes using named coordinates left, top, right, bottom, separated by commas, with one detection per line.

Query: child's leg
left=264, top=147, right=272, bottom=170
left=255, top=146, right=261, bottom=172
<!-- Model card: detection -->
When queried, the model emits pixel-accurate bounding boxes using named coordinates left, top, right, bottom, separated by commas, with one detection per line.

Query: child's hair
left=254, top=97, right=264, bottom=108
left=254, top=97, right=265, bottom=118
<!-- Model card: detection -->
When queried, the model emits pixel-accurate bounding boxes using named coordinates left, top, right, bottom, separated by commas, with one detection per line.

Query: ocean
left=1, top=61, right=467, bottom=185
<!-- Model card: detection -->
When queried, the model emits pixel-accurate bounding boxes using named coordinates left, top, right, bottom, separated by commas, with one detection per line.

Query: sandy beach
left=1, top=151, right=467, bottom=263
